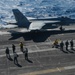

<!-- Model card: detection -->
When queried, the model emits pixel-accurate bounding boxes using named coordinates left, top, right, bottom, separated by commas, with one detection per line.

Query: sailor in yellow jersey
left=19, top=42, right=24, bottom=52
left=52, top=39, right=59, bottom=48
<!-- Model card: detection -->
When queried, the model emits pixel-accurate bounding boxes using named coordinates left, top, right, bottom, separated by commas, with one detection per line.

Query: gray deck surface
left=0, top=26, right=75, bottom=75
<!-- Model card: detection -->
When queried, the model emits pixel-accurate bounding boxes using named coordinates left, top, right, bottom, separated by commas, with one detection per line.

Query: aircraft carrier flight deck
left=0, top=25, right=75, bottom=75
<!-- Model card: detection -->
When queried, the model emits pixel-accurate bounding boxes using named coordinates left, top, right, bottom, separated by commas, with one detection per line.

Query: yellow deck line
left=20, top=67, right=64, bottom=75
left=20, top=65, right=75, bottom=75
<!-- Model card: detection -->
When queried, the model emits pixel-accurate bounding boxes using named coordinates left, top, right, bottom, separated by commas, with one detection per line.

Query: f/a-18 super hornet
left=1, top=9, right=75, bottom=32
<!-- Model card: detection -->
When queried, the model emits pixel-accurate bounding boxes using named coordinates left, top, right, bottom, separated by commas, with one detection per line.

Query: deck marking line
left=20, top=65, right=75, bottom=75
left=20, top=67, right=64, bottom=75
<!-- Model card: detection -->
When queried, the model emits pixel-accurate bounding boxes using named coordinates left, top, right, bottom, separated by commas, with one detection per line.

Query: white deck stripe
left=0, top=48, right=56, bottom=58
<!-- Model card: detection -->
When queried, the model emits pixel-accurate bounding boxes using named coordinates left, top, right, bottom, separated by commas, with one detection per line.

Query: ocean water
left=0, top=0, right=75, bottom=25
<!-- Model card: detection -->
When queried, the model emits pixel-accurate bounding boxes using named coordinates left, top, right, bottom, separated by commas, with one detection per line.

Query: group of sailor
left=52, top=39, right=74, bottom=51
left=5, top=39, right=75, bottom=65
left=5, top=42, right=28, bottom=65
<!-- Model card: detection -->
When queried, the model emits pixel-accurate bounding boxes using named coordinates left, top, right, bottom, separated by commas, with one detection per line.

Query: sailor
left=19, top=42, right=24, bottom=52
left=5, top=47, right=11, bottom=59
left=23, top=48, right=28, bottom=60
left=52, top=39, right=59, bottom=48
left=70, top=39, right=74, bottom=50
left=12, top=44, right=16, bottom=53
left=13, top=52, right=19, bottom=64
left=65, top=40, right=69, bottom=50
left=60, top=41, right=64, bottom=51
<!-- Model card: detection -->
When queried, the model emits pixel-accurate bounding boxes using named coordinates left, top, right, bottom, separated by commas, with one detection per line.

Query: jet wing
left=29, top=21, right=45, bottom=30
left=29, top=21, right=59, bottom=30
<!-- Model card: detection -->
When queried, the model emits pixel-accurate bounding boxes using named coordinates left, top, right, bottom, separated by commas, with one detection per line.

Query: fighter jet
left=1, top=9, right=75, bottom=33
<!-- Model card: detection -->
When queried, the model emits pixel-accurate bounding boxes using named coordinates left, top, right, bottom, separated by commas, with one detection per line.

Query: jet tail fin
left=12, top=9, right=30, bottom=28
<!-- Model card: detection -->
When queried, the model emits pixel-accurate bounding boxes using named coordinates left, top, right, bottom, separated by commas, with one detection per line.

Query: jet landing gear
left=59, top=26, right=65, bottom=31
